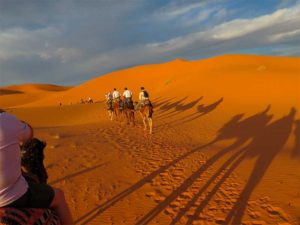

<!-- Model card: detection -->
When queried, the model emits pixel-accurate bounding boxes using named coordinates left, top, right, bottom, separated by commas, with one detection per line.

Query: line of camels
left=107, top=99, right=153, bottom=134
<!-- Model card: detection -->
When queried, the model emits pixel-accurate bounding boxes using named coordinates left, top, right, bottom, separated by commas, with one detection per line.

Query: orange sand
left=1, top=54, right=299, bottom=225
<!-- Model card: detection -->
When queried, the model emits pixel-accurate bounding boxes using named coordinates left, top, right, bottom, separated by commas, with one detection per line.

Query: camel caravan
left=105, top=87, right=154, bottom=134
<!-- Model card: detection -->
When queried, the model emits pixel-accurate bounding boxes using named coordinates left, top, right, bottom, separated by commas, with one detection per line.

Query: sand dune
left=1, top=54, right=299, bottom=224
left=0, top=84, right=72, bottom=108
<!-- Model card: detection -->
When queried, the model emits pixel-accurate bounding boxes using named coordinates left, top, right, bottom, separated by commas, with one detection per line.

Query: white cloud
left=268, top=28, right=300, bottom=42
left=78, top=3, right=300, bottom=75
left=148, top=3, right=300, bottom=52
left=157, top=2, right=207, bottom=19
left=211, top=4, right=300, bottom=40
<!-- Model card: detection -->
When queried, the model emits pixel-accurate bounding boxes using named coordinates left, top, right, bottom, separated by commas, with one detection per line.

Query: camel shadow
left=137, top=105, right=274, bottom=224
left=74, top=106, right=297, bottom=224
left=180, top=97, right=224, bottom=123
left=74, top=141, right=215, bottom=224
left=291, top=120, right=300, bottom=158
left=156, top=97, right=223, bottom=128
left=137, top=106, right=296, bottom=225
left=156, top=97, right=203, bottom=120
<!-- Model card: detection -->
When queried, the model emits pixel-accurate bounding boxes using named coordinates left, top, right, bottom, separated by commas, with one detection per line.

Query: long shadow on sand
left=155, top=97, right=203, bottom=120
left=291, top=120, right=300, bottom=158
left=49, top=162, right=108, bottom=185
left=75, top=106, right=296, bottom=224
left=138, top=106, right=296, bottom=225
left=155, top=97, right=223, bottom=129
left=74, top=143, right=215, bottom=224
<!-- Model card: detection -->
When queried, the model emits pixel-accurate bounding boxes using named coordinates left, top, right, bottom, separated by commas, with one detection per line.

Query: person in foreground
left=0, top=109, right=73, bottom=225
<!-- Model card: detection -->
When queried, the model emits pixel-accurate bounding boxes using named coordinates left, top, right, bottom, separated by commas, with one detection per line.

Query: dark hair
left=114, top=88, right=116, bottom=91
left=124, top=87, right=127, bottom=90
left=141, top=87, right=145, bottom=90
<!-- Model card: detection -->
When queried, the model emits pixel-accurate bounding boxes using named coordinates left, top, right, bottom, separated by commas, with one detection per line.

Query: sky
left=0, top=0, right=300, bottom=86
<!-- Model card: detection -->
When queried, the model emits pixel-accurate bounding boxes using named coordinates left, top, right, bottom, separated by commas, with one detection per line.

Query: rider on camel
left=139, top=87, right=153, bottom=108
left=123, top=87, right=134, bottom=109
left=105, top=91, right=113, bottom=110
left=112, top=88, right=121, bottom=102
left=112, top=88, right=123, bottom=110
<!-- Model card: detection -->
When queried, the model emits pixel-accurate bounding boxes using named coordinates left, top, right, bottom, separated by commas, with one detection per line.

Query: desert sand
left=1, top=54, right=299, bottom=225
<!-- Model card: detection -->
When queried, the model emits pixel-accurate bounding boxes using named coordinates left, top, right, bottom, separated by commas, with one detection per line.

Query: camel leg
left=110, top=111, right=113, bottom=121
left=148, top=117, right=153, bottom=134
left=131, top=111, right=135, bottom=126
left=141, top=114, right=147, bottom=130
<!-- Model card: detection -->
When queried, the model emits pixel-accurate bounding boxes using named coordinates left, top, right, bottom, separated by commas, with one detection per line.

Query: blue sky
left=0, top=0, right=299, bottom=86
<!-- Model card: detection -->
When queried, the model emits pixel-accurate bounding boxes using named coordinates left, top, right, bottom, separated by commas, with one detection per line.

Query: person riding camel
left=123, top=87, right=134, bottom=109
left=112, top=88, right=123, bottom=110
left=105, top=91, right=113, bottom=110
left=139, top=87, right=152, bottom=108
left=112, top=88, right=121, bottom=102
left=0, top=109, right=73, bottom=224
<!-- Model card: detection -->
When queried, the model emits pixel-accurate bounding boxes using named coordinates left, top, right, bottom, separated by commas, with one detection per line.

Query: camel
left=112, top=99, right=124, bottom=121
left=135, top=102, right=153, bottom=134
left=106, top=100, right=114, bottom=121
left=123, top=99, right=135, bottom=125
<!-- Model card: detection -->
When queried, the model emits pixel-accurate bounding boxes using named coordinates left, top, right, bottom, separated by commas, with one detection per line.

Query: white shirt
left=112, top=90, right=120, bottom=99
left=0, top=112, right=31, bottom=206
left=123, top=90, right=132, bottom=98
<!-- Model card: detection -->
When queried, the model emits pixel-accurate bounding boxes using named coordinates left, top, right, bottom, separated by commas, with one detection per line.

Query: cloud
left=211, top=5, right=300, bottom=40
left=0, top=0, right=299, bottom=86
left=156, top=1, right=208, bottom=19
left=146, top=3, right=300, bottom=53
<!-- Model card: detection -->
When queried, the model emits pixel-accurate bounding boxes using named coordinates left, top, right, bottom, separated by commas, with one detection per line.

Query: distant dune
left=0, top=83, right=72, bottom=94
left=0, top=84, right=72, bottom=108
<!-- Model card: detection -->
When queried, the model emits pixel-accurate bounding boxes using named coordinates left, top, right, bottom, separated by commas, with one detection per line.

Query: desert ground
left=1, top=54, right=299, bottom=225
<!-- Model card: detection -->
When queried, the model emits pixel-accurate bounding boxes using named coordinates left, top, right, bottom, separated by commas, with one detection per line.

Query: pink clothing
left=0, top=112, right=31, bottom=207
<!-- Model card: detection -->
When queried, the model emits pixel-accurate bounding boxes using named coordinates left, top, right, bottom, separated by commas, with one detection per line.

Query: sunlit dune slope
left=17, top=54, right=299, bottom=112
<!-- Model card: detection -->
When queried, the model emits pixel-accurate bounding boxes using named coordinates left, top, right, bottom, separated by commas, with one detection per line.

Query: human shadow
left=224, top=107, right=296, bottom=224
left=177, top=107, right=295, bottom=225
left=74, top=106, right=294, bottom=225
left=291, top=120, right=300, bottom=158
left=49, top=162, right=108, bottom=185
left=137, top=106, right=272, bottom=225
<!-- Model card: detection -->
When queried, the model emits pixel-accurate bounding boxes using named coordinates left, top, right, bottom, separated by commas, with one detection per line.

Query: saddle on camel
left=0, top=111, right=73, bottom=225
